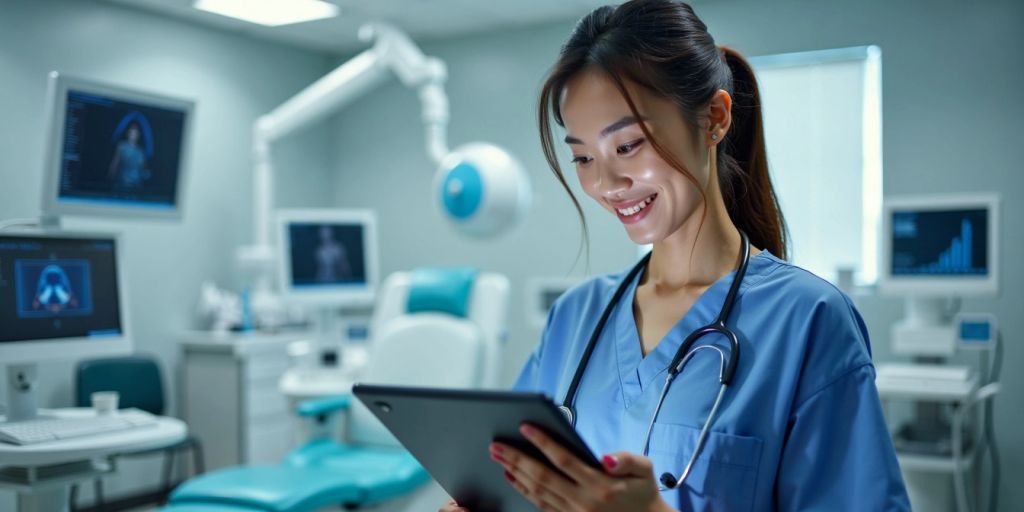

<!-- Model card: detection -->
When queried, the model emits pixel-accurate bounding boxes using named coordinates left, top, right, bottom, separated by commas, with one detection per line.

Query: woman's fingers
left=502, top=464, right=576, bottom=512
left=600, top=451, right=656, bottom=479
left=492, top=443, right=580, bottom=506
left=438, top=499, right=469, bottom=511
left=517, top=423, right=603, bottom=484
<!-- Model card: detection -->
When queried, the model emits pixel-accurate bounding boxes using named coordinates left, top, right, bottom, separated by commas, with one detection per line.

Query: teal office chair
left=72, top=355, right=205, bottom=510
left=163, top=268, right=510, bottom=512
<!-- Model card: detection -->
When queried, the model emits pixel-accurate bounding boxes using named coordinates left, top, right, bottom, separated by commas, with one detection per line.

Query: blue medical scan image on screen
left=15, top=259, right=93, bottom=318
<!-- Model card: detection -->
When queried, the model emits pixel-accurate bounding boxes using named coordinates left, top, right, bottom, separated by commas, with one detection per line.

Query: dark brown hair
left=538, top=0, right=788, bottom=264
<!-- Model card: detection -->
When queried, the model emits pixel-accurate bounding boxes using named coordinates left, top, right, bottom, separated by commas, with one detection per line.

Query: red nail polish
left=504, top=470, right=516, bottom=483
left=491, top=443, right=505, bottom=454
left=602, top=455, right=618, bottom=469
left=490, top=452, right=507, bottom=464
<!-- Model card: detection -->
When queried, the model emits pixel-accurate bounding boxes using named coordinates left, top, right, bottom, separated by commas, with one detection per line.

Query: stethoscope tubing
left=559, top=231, right=751, bottom=490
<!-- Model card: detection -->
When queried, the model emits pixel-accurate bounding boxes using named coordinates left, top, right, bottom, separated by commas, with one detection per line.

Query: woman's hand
left=490, top=423, right=675, bottom=512
left=438, top=498, right=469, bottom=511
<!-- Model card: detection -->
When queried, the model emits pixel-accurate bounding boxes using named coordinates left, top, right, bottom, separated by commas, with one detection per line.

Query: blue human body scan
left=0, top=235, right=121, bottom=343
left=15, top=259, right=93, bottom=318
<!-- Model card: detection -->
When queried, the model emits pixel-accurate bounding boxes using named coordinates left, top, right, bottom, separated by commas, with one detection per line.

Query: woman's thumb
left=601, top=452, right=653, bottom=478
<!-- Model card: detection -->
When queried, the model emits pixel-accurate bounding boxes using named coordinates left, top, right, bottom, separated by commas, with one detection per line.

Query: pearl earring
left=711, top=133, right=718, bottom=140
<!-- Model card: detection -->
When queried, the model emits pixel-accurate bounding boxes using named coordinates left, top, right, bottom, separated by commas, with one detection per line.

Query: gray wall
left=331, top=0, right=1023, bottom=509
left=0, top=0, right=335, bottom=506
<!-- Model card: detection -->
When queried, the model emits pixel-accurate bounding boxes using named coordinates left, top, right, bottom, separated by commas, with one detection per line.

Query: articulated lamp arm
left=250, top=22, right=450, bottom=249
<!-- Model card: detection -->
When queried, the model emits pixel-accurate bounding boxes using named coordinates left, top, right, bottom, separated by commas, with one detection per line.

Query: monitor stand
left=890, top=296, right=967, bottom=456
left=313, top=307, right=343, bottom=370
left=892, top=297, right=956, bottom=356
left=4, top=363, right=42, bottom=422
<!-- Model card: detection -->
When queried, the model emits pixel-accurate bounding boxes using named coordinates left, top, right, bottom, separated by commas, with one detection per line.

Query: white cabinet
left=181, top=330, right=313, bottom=471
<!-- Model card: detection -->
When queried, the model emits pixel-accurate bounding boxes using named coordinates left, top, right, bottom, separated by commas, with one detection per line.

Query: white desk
left=0, top=408, right=186, bottom=512
left=279, top=364, right=365, bottom=444
left=278, top=368, right=360, bottom=400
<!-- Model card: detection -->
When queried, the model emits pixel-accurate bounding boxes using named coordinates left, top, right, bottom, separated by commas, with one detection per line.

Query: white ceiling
left=103, top=0, right=617, bottom=55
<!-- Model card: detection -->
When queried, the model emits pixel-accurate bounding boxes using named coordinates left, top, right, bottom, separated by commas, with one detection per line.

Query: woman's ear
left=706, top=90, right=732, bottom=146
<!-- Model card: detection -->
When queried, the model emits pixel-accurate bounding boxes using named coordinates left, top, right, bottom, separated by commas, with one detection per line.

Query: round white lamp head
left=434, top=142, right=531, bottom=238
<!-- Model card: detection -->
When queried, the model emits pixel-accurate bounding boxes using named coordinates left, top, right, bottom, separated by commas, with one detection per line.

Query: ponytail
left=717, top=45, right=789, bottom=260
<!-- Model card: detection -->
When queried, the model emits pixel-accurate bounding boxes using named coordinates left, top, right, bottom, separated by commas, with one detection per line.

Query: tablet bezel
left=353, top=384, right=602, bottom=512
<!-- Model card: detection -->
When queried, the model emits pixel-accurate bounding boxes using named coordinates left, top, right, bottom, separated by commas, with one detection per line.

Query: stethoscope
left=558, top=230, right=750, bottom=491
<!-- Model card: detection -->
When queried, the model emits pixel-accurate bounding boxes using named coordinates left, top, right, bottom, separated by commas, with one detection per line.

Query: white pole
left=251, top=48, right=389, bottom=248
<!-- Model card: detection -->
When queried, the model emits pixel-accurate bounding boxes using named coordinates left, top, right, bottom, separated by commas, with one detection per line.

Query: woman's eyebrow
left=564, top=116, right=648, bottom=144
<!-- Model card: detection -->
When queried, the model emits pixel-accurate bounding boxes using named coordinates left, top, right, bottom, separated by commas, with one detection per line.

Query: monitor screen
left=0, top=235, right=122, bottom=343
left=55, top=88, right=187, bottom=209
left=286, top=222, right=368, bottom=288
left=890, top=208, right=988, bottom=277
left=541, top=289, right=565, bottom=312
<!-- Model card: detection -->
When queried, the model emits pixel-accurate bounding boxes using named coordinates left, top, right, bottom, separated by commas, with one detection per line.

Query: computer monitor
left=0, top=230, right=131, bottom=421
left=879, top=193, right=999, bottom=297
left=276, top=209, right=379, bottom=307
left=40, top=71, right=194, bottom=220
left=525, top=277, right=581, bottom=329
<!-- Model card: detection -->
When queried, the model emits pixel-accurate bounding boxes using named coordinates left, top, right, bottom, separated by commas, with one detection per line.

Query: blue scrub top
left=514, top=250, right=910, bottom=511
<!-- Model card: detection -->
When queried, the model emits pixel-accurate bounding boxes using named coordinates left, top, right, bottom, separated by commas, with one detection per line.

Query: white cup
left=91, top=391, right=119, bottom=415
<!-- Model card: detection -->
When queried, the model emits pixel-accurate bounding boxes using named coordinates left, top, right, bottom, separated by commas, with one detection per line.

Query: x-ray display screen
left=56, top=89, right=186, bottom=208
left=287, top=223, right=367, bottom=287
left=0, top=235, right=122, bottom=342
left=890, top=208, right=988, bottom=276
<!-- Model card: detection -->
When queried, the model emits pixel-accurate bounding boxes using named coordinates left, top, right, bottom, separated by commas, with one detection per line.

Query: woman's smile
left=614, top=193, right=657, bottom=224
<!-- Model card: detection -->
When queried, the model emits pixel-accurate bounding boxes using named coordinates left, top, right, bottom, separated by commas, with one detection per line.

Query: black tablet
left=352, top=384, right=602, bottom=512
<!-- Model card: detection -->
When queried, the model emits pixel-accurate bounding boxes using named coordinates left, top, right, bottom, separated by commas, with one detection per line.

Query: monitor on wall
left=40, top=71, right=195, bottom=220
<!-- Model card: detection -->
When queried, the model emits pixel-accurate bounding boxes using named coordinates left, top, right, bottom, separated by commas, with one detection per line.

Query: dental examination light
left=238, top=23, right=530, bottom=327
left=435, top=142, right=531, bottom=238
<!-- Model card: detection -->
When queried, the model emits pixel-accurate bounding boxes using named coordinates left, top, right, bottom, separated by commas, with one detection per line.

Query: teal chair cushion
left=169, top=465, right=361, bottom=511
left=76, top=356, right=165, bottom=414
left=297, top=444, right=429, bottom=505
left=162, top=504, right=260, bottom=512
left=169, top=445, right=428, bottom=511
left=406, top=267, right=479, bottom=318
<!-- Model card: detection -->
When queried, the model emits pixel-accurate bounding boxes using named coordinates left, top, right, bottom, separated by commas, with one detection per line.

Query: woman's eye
left=617, top=139, right=644, bottom=155
left=571, top=155, right=592, bottom=165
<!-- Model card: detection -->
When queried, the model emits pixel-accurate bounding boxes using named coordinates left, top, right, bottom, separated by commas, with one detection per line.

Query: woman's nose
left=593, top=161, right=633, bottom=200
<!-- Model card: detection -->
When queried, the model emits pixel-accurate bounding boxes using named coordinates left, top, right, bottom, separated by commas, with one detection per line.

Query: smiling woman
left=442, top=1, right=912, bottom=511
left=539, top=2, right=788, bottom=269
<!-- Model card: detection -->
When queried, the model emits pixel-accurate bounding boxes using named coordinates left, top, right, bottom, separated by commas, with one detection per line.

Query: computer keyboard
left=0, top=408, right=158, bottom=445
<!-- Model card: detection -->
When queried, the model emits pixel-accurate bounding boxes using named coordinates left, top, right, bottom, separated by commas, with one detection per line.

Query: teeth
left=617, top=195, right=655, bottom=216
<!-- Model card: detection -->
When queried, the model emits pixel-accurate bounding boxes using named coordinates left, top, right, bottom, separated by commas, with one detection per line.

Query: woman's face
left=559, top=67, right=712, bottom=246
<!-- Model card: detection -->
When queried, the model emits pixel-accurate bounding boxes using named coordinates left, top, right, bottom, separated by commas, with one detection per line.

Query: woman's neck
left=644, top=185, right=749, bottom=291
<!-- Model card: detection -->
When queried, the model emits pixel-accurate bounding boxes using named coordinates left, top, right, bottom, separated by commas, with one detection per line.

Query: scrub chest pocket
left=647, top=422, right=763, bottom=512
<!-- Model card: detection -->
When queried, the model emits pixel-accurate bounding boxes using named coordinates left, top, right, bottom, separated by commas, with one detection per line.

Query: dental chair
left=164, top=267, right=508, bottom=511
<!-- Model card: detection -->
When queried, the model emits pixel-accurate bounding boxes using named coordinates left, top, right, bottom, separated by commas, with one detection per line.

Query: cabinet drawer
left=244, top=355, right=290, bottom=382
left=245, top=379, right=290, bottom=418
